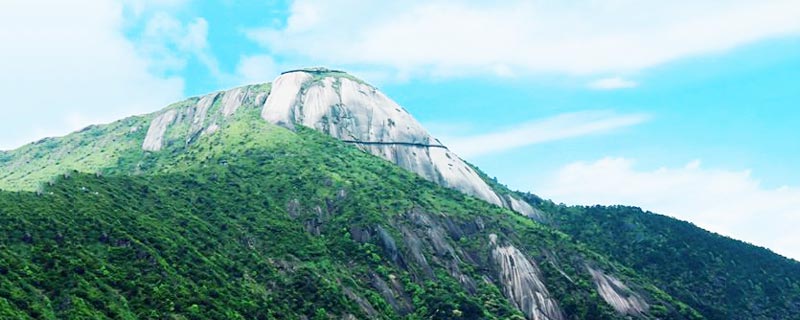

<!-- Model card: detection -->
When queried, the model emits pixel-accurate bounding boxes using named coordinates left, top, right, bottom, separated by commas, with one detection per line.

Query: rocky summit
left=0, top=68, right=798, bottom=320
left=139, top=67, right=532, bottom=216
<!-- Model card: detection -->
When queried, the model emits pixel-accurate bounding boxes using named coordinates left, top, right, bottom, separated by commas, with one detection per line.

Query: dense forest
left=1, top=71, right=798, bottom=319
left=526, top=195, right=800, bottom=319
left=0, top=123, right=699, bottom=319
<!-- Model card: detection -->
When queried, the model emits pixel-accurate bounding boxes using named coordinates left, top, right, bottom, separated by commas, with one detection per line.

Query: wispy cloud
left=247, top=0, right=800, bottom=78
left=588, top=77, right=638, bottom=90
left=539, top=157, right=800, bottom=261
left=0, top=0, right=184, bottom=150
left=138, top=14, right=221, bottom=77
left=234, top=54, right=278, bottom=85
left=443, top=111, right=650, bottom=157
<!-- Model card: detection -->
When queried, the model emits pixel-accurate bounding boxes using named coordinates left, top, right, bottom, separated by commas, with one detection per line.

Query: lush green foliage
left=6, top=80, right=796, bottom=319
left=0, top=114, right=696, bottom=319
left=530, top=197, right=800, bottom=320
left=0, top=84, right=271, bottom=192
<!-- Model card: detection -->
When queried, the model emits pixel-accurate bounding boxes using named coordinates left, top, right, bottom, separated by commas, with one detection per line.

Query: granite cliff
left=137, top=68, right=533, bottom=216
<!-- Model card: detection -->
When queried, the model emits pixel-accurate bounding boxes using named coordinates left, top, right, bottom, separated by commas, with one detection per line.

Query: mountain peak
left=3, top=66, right=536, bottom=216
left=137, top=68, right=535, bottom=214
left=2, top=66, right=798, bottom=320
left=258, top=69, right=539, bottom=212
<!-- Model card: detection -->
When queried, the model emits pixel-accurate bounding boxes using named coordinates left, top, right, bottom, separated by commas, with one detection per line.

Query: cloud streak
left=539, top=157, right=800, bottom=260
left=247, top=0, right=800, bottom=78
left=443, top=111, right=650, bottom=157
left=589, top=77, right=638, bottom=90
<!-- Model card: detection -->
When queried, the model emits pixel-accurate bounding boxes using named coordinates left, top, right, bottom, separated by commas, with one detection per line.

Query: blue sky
left=1, top=0, right=799, bottom=260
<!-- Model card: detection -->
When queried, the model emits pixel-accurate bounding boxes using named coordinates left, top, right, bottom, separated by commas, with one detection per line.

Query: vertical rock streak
left=188, top=93, right=218, bottom=141
left=221, top=87, right=246, bottom=117
left=491, top=236, right=563, bottom=320
left=142, top=85, right=261, bottom=151
left=587, top=267, right=649, bottom=315
left=142, top=109, right=177, bottom=151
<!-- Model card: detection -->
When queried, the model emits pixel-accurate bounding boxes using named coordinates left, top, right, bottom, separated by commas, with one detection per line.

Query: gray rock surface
left=141, top=68, right=536, bottom=214
left=490, top=234, right=564, bottom=320
left=260, top=70, right=505, bottom=207
left=142, top=109, right=177, bottom=151
left=504, top=194, right=540, bottom=220
left=188, top=93, right=218, bottom=142
left=587, top=266, right=649, bottom=316
left=220, top=87, right=245, bottom=117
left=141, top=84, right=267, bottom=152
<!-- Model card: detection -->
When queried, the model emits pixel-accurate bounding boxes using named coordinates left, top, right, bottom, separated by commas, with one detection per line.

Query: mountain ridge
left=1, top=68, right=535, bottom=217
left=1, top=67, right=798, bottom=319
left=1, top=116, right=696, bottom=319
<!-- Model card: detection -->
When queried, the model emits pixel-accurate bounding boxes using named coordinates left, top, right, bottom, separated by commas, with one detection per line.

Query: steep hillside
left=2, top=67, right=799, bottom=319
left=525, top=196, right=800, bottom=320
left=0, top=118, right=698, bottom=319
left=0, top=83, right=272, bottom=192
left=0, top=68, right=535, bottom=217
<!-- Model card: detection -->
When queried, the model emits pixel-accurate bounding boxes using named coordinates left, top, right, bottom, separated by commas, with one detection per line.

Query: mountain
left=0, top=68, right=534, bottom=217
left=0, top=68, right=797, bottom=319
left=529, top=197, right=800, bottom=319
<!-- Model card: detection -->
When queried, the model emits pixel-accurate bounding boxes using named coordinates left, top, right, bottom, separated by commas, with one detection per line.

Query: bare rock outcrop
left=142, top=109, right=177, bottom=151
left=261, top=69, right=505, bottom=208
left=141, top=68, right=538, bottom=215
left=489, top=234, right=564, bottom=320
left=503, top=194, right=541, bottom=220
left=587, top=266, right=649, bottom=316
left=141, top=84, right=268, bottom=152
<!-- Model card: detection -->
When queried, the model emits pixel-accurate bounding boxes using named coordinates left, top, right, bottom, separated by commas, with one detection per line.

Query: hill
left=0, top=115, right=697, bottom=319
left=527, top=196, right=800, bottom=319
left=1, top=68, right=798, bottom=319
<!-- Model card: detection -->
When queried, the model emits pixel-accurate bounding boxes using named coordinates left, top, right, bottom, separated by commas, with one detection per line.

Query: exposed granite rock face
left=220, top=87, right=247, bottom=117
left=260, top=70, right=505, bottom=207
left=371, top=272, right=413, bottom=315
left=503, top=194, right=541, bottom=220
left=142, top=109, right=177, bottom=151
left=587, top=266, right=649, bottom=316
left=376, top=225, right=399, bottom=262
left=141, top=68, right=532, bottom=213
left=400, top=225, right=434, bottom=277
left=490, top=234, right=564, bottom=320
left=260, top=71, right=310, bottom=129
left=141, top=85, right=269, bottom=152
left=188, top=93, right=218, bottom=142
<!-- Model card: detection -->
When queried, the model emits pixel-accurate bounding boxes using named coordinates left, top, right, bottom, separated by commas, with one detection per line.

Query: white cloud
left=136, top=12, right=278, bottom=88
left=0, top=0, right=184, bottom=150
left=539, top=157, right=800, bottom=260
left=235, top=55, right=278, bottom=85
left=122, top=0, right=188, bottom=17
left=246, top=0, right=800, bottom=78
left=588, top=77, right=638, bottom=90
left=138, top=14, right=221, bottom=76
left=443, top=111, right=650, bottom=157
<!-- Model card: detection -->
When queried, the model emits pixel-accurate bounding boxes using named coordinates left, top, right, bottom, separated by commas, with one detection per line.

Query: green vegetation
left=0, top=114, right=696, bottom=318
left=0, top=83, right=272, bottom=192
left=1, top=74, right=797, bottom=319
left=530, top=197, right=800, bottom=320
left=283, top=67, right=369, bottom=86
left=0, top=116, right=151, bottom=191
